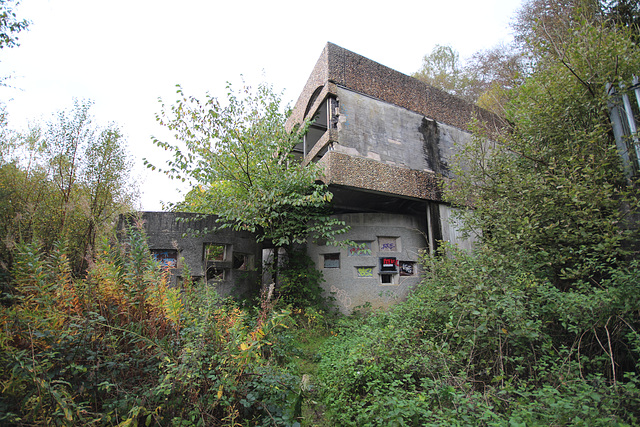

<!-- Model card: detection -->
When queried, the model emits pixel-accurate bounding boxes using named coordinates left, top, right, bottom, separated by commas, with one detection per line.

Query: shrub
left=0, top=224, right=303, bottom=426
left=316, top=244, right=640, bottom=425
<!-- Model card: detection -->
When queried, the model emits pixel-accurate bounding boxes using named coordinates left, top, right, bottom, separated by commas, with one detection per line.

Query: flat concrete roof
left=287, top=42, right=505, bottom=133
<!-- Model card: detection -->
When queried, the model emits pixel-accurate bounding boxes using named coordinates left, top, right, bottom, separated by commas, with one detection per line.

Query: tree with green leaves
left=148, top=82, right=347, bottom=249
left=316, top=14, right=640, bottom=426
left=412, top=44, right=525, bottom=115
left=0, top=101, right=136, bottom=274
left=412, top=45, right=472, bottom=102
left=449, top=20, right=640, bottom=285
left=0, top=0, right=28, bottom=50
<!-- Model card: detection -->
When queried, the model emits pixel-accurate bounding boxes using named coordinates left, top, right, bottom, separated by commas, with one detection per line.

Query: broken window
left=204, top=243, right=226, bottom=261
left=204, top=243, right=227, bottom=282
left=151, top=249, right=178, bottom=268
left=206, top=266, right=225, bottom=281
left=233, top=252, right=253, bottom=270
left=323, top=253, right=340, bottom=268
left=399, top=261, right=417, bottom=276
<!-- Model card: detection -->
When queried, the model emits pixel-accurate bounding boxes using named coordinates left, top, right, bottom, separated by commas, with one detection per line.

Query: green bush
left=0, top=225, right=303, bottom=426
left=317, top=244, right=640, bottom=426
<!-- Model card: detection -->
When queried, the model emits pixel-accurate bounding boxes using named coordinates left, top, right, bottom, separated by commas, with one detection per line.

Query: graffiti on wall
left=349, top=241, right=372, bottom=256
left=151, top=249, right=178, bottom=267
left=378, top=237, right=398, bottom=252
left=399, top=261, right=416, bottom=276
left=330, top=285, right=352, bottom=308
left=356, top=267, right=374, bottom=277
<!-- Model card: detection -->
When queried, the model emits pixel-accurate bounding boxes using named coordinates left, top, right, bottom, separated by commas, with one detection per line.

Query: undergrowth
left=316, top=244, right=640, bottom=426
left=0, top=224, right=309, bottom=426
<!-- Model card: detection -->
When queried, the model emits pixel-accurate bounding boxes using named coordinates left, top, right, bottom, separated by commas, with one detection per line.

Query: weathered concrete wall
left=307, top=213, right=427, bottom=314
left=438, top=205, right=479, bottom=252
left=287, top=42, right=505, bottom=135
left=120, top=212, right=261, bottom=298
left=333, top=87, right=472, bottom=176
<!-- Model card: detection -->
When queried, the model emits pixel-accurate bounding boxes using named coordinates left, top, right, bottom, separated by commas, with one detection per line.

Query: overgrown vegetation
left=0, top=101, right=136, bottom=277
left=0, top=223, right=312, bottom=425
left=2, top=0, right=640, bottom=425
left=318, top=245, right=640, bottom=425
left=315, top=1, right=640, bottom=425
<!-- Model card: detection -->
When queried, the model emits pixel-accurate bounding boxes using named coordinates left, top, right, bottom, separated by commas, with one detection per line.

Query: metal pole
left=620, top=82, right=640, bottom=169
left=607, top=83, right=633, bottom=178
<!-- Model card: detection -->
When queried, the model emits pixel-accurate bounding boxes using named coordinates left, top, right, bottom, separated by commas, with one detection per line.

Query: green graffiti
left=357, top=267, right=373, bottom=277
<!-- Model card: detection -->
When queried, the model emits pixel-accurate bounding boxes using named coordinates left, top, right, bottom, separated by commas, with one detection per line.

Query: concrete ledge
left=319, top=151, right=442, bottom=201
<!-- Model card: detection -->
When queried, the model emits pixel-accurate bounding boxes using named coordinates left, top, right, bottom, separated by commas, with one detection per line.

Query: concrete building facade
left=120, top=212, right=262, bottom=299
left=285, top=43, right=502, bottom=312
left=134, top=43, right=501, bottom=312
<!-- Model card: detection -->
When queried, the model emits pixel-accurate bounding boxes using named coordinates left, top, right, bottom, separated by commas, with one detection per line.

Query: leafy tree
left=604, top=0, right=640, bottom=42
left=0, top=101, right=136, bottom=275
left=413, top=44, right=526, bottom=115
left=448, top=19, right=640, bottom=285
left=148, top=82, right=347, bottom=250
left=412, top=45, right=469, bottom=100
left=0, top=0, right=28, bottom=50
left=466, top=44, right=527, bottom=115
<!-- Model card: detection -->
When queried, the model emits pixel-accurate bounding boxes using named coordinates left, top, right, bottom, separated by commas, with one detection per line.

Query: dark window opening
left=381, top=274, right=393, bottom=284
left=151, top=249, right=178, bottom=267
left=206, top=266, right=225, bottom=281
left=302, top=96, right=338, bottom=160
left=233, top=253, right=251, bottom=270
left=323, top=253, right=340, bottom=268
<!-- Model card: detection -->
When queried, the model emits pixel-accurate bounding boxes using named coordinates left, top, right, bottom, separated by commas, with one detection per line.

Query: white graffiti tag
left=330, top=285, right=352, bottom=308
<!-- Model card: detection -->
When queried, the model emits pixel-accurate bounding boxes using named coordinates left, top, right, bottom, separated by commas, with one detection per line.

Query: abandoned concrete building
left=136, top=42, right=501, bottom=313
left=120, top=212, right=262, bottom=298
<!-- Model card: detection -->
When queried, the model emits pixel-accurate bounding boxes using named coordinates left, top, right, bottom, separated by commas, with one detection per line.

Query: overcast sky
left=1, top=0, right=523, bottom=210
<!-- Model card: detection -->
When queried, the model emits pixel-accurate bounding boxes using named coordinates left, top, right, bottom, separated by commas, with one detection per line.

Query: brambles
left=0, top=224, right=302, bottom=426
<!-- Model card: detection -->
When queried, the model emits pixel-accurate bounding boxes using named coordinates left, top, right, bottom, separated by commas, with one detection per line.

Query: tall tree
left=0, top=101, right=135, bottom=274
left=412, top=45, right=467, bottom=99
left=413, top=44, right=526, bottom=114
left=148, top=82, right=347, bottom=249
left=447, top=19, right=640, bottom=286
left=0, top=0, right=28, bottom=50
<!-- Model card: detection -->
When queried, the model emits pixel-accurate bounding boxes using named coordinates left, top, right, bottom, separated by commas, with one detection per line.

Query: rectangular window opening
left=151, top=249, right=178, bottom=268
left=204, top=243, right=226, bottom=261
left=323, top=253, right=340, bottom=268
left=399, top=261, right=417, bottom=276
left=380, top=274, right=394, bottom=284
left=233, top=253, right=253, bottom=270
left=206, top=266, right=225, bottom=282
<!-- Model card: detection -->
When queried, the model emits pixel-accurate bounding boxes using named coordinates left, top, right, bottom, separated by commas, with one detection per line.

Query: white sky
left=0, top=0, right=523, bottom=210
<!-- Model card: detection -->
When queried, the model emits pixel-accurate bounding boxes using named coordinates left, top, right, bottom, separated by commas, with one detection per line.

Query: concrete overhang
left=318, top=151, right=443, bottom=202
